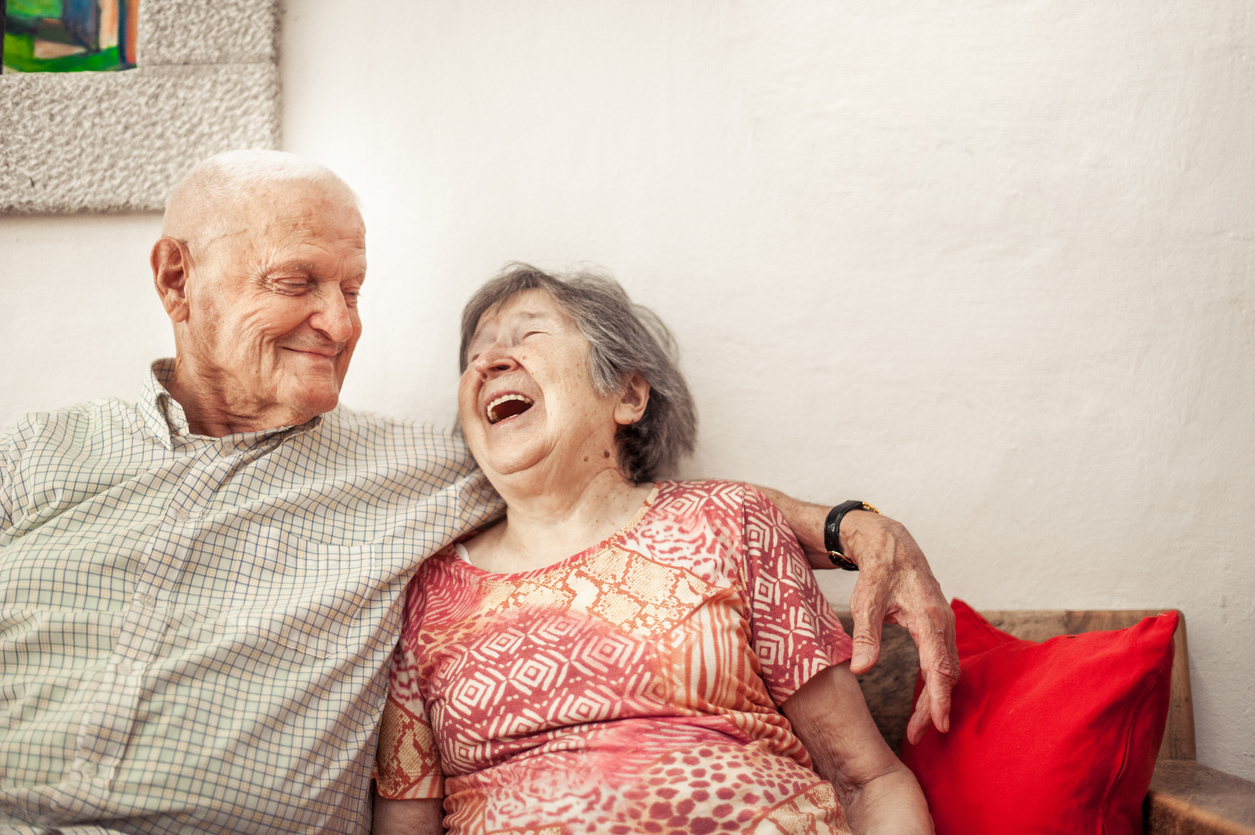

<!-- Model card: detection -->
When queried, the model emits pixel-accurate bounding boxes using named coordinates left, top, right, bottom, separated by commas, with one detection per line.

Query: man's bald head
left=152, top=150, right=368, bottom=436
left=163, top=149, right=360, bottom=253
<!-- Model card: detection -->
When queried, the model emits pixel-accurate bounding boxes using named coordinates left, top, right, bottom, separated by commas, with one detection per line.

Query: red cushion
left=899, top=599, right=1177, bottom=835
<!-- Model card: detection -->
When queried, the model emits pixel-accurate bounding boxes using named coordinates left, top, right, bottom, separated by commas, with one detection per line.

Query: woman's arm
left=372, top=794, right=444, bottom=835
left=781, top=662, right=933, bottom=834
left=373, top=573, right=448, bottom=834
left=755, top=485, right=958, bottom=746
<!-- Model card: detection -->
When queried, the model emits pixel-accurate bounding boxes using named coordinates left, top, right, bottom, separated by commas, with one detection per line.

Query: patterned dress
left=375, top=480, right=854, bottom=834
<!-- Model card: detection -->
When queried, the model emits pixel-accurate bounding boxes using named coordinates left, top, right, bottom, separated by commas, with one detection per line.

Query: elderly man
left=0, top=150, right=955, bottom=834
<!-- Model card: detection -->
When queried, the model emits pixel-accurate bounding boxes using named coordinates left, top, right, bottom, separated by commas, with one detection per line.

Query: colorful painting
left=2, top=0, right=139, bottom=72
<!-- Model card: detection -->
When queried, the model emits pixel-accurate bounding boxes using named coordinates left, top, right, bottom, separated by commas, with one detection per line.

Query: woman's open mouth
left=486, top=394, right=534, bottom=424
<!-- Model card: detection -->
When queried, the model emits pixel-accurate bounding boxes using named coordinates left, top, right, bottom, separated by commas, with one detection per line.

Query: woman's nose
left=472, top=343, right=517, bottom=377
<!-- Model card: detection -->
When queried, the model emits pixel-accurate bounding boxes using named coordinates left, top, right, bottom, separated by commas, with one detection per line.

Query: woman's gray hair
left=460, top=264, right=697, bottom=483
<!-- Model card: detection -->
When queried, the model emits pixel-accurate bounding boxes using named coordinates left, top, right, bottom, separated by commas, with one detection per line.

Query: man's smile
left=283, top=345, right=341, bottom=359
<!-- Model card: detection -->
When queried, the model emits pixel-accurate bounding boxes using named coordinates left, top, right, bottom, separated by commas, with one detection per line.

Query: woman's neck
left=466, top=468, right=654, bottom=574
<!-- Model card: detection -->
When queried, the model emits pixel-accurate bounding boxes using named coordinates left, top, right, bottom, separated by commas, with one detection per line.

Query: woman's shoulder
left=635, top=481, right=794, bottom=588
left=645, top=480, right=781, bottom=538
left=406, top=543, right=464, bottom=592
left=399, top=543, right=482, bottom=635
left=653, top=479, right=772, bottom=513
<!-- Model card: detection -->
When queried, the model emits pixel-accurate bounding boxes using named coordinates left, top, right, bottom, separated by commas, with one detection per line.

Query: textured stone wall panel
left=0, top=65, right=280, bottom=213
left=0, top=0, right=280, bottom=215
left=140, top=0, right=280, bottom=66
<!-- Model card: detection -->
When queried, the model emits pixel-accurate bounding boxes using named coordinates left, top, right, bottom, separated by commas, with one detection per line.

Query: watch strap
left=824, top=500, right=881, bottom=570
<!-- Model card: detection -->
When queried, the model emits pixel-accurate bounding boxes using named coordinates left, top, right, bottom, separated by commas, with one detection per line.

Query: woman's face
left=459, top=289, right=645, bottom=487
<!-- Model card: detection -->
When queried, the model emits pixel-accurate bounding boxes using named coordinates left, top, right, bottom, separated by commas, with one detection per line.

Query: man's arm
left=0, top=427, right=23, bottom=534
left=755, top=486, right=959, bottom=744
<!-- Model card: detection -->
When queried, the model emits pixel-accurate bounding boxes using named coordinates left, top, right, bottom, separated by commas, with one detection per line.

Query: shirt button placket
left=73, top=447, right=216, bottom=794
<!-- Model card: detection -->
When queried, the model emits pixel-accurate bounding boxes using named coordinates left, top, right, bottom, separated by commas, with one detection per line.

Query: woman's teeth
left=487, top=394, right=535, bottom=424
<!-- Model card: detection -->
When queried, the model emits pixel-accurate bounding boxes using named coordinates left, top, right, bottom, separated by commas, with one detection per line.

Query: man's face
left=179, top=181, right=367, bottom=428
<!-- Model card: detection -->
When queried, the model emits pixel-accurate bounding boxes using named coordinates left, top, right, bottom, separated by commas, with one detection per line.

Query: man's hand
left=755, top=486, right=960, bottom=744
left=842, top=510, right=958, bottom=744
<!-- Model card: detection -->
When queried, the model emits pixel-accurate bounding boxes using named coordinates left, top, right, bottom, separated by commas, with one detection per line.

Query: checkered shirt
left=0, top=360, right=502, bottom=835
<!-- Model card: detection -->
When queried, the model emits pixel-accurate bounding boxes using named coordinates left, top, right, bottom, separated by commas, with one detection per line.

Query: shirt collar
left=139, top=358, right=323, bottom=450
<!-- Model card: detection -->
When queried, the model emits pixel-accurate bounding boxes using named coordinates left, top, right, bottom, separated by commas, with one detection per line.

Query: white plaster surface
left=1, top=0, right=1252, bottom=780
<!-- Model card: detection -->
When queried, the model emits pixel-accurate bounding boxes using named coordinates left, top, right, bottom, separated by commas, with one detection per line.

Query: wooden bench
left=831, top=609, right=1255, bottom=834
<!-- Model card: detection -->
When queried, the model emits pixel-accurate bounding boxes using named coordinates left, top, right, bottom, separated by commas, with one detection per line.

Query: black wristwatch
left=824, top=500, right=881, bottom=570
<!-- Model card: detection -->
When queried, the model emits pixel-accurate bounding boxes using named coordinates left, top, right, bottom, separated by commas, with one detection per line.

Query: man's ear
left=151, top=237, right=192, bottom=323
left=614, top=374, right=651, bottom=426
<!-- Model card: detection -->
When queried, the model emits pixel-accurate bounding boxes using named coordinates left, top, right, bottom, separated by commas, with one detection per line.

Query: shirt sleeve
left=440, top=426, right=506, bottom=539
left=456, top=459, right=507, bottom=534
left=0, top=424, right=25, bottom=534
left=373, top=575, right=446, bottom=800
left=739, top=484, right=853, bottom=707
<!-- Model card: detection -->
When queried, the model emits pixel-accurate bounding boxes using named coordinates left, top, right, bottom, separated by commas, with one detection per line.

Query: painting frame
left=0, top=0, right=281, bottom=213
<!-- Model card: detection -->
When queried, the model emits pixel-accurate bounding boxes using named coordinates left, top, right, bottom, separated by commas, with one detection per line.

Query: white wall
left=2, top=0, right=1251, bottom=779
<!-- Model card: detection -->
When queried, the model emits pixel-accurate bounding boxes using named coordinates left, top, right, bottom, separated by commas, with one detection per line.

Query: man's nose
left=310, top=290, right=355, bottom=343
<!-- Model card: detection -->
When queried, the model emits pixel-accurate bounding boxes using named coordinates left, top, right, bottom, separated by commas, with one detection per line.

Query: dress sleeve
left=739, top=484, right=853, bottom=707
left=373, top=574, right=446, bottom=800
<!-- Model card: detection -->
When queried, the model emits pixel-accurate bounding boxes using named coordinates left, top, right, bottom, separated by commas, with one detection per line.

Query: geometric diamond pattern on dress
left=375, top=480, right=854, bottom=834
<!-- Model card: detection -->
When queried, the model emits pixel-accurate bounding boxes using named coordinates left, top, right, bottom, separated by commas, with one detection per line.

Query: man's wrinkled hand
left=842, top=511, right=959, bottom=744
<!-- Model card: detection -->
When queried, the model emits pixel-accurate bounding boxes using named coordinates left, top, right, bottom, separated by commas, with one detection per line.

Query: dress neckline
left=451, top=483, right=662, bottom=579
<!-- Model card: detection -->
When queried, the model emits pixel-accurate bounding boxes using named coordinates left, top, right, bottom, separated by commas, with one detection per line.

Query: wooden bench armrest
left=1146, top=759, right=1255, bottom=835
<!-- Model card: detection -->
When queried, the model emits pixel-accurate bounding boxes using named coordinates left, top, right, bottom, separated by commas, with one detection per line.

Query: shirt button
left=78, top=761, right=96, bottom=778
left=116, top=660, right=133, bottom=675
left=174, top=508, right=191, bottom=522
left=137, top=593, right=157, bottom=608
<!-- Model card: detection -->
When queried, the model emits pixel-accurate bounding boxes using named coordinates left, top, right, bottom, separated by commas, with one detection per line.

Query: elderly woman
left=373, top=266, right=932, bottom=834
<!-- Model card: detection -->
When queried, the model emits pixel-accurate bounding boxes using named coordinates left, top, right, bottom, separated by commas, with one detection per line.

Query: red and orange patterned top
left=375, top=480, right=854, bottom=834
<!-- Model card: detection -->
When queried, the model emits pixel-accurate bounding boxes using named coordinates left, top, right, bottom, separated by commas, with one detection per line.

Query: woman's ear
left=614, top=374, right=651, bottom=426
left=151, top=237, right=192, bottom=323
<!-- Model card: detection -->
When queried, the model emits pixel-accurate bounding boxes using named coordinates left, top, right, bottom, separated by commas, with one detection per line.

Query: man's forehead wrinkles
left=251, top=234, right=367, bottom=269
